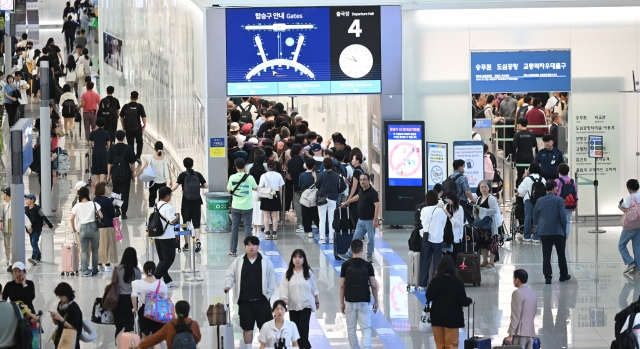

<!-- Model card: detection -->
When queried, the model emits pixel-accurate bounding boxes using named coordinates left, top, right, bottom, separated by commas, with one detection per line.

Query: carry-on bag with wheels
left=456, top=225, right=481, bottom=286
left=406, top=250, right=421, bottom=291
left=213, top=293, right=234, bottom=349
left=332, top=206, right=354, bottom=258
left=463, top=303, right=491, bottom=349
left=61, top=230, right=79, bottom=276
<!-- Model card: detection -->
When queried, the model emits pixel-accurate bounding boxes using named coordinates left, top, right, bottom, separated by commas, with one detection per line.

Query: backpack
left=61, top=99, right=77, bottom=118
left=238, top=104, right=253, bottom=124
left=172, top=323, right=197, bottom=349
left=335, top=172, right=347, bottom=193
left=558, top=178, right=577, bottom=210
left=111, top=146, right=130, bottom=182
left=517, top=105, right=529, bottom=121
left=344, top=260, right=370, bottom=299
left=9, top=302, right=33, bottom=349
left=473, top=106, right=489, bottom=119
left=123, top=105, right=140, bottom=131
left=613, top=299, right=640, bottom=349
left=528, top=176, right=546, bottom=205
left=442, top=174, right=464, bottom=195
left=29, top=144, right=41, bottom=173
left=182, top=171, right=201, bottom=201
left=98, top=99, right=117, bottom=125
left=312, top=160, right=323, bottom=173
left=148, top=203, right=169, bottom=237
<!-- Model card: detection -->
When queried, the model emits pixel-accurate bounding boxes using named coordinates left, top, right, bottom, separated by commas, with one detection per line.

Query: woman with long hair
left=250, top=153, right=267, bottom=234
left=112, top=247, right=142, bottom=338
left=59, top=83, right=78, bottom=135
left=426, top=255, right=473, bottom=349
left=473, top=180, right=503, bottom=269
left=280, top=249, right=319, bottom=349
left=258, top=300, right=300, bottom=349
left=70, top=186, right=103, bottom=276
left=419, top=190, right=447, bottom=290
left=93, top=181, right=117, bottom=271
left=132, top=261, right=168, bottom=347
left=135, top=141, right=172, bottom=207
left=443, top=190, right=465, bottom=261
left=259, top=159, right=285, bottom=240
left=134, top=300, right=202, bottom=349
left=63, top=55, right=77, bottom=91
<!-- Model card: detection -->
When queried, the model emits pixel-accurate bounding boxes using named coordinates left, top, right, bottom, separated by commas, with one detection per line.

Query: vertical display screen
left=387, top=124, right=423, bottom=187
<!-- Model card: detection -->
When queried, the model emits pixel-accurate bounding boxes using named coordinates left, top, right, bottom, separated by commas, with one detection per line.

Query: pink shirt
left=81, top=90, right=100, bottom=112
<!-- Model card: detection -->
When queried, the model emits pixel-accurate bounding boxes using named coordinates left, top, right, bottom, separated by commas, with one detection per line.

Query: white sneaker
left=307, top=232, right=314, bottom=238
left=319, top=238, right=326, bottom=244
left=166, top=282, right=177, bottom=288
left=104, top=266, right=113, bottom=273
left=625, top=262, right=636, bottom=273
left=523, top=238, right=532, bottom=242
left=296, top=225, right=304, bottom=233
left=533, top=240, right=540, bottom=244
left=329, top=238, right=334, bottom=244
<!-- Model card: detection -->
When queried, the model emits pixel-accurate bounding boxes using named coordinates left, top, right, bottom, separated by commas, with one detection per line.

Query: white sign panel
left=427, top=142, right=447, bottom=190
left=452, top=141, right=484, bottom=191
left=1, top=0, right=14, bottom=12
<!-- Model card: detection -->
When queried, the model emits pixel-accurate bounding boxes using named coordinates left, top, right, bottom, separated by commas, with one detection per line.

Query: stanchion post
left=184, top=222, right=203, bottom=282
left=589, top=158, right=605, bottom=234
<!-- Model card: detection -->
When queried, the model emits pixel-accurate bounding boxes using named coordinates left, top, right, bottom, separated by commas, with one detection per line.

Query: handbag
left=93, top=202, right=104, bottom=228
left=300, top=184, right=318, bottom=207
left=316, top=195, right=328, bottom=206
left=258, top=174, right=275, bottom=199
left=422, top=207, right=437, bottom=242
left=621, top=195, right=640, bottom=230
left=138, top=165, right=158, bottom=182
left=74, top=111, right=82, bottom=123
left=206, top=303, right=227, bottom=326
left=418, top=303, right=433, bottom=333
left=473, top=215, right=493, bottom=230
left=113, top=218, right=123, bottom=242
left=57, top=328, right=77, bottom=349
left=91, top=297, right=114, bottom=325
left=101, top=269, right=119, bottom=311
left=144, top=280, right=174, bottom=323
left=66, top=68, right=77, bottom=82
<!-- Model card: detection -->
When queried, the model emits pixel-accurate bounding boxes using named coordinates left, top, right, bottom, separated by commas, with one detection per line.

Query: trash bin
left=205, top=192, right=230, bottom=233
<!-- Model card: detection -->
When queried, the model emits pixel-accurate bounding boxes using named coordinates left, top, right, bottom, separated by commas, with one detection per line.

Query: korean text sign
left=427, top=143, right=447, bottom=190
left=387, top=124, right=423, bottom=187
left=452, top=141, right=484, bottom=191
left=471, top=50, right=571, bottom=93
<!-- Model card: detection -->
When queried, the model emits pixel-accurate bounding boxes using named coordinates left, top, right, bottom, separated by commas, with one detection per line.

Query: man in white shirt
left=154, top=186, right=180, bottom=288
left=544, top=92, right=560, bottom=117
left=13, top=72, right=30, bottom=119
left=236, top=97, right=257, bottom=122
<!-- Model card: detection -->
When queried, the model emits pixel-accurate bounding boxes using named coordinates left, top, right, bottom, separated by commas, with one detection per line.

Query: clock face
left=339, top=44, right=373, bottom=79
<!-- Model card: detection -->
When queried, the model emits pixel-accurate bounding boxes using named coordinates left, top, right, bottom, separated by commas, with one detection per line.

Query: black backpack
left=61, top=99, right=77, bottom=118
left=442, top=174, right=464, bottom=195
left=123, top=105, right=140, bottom=131
left=9, top=302, right=33, bottom=349
left=238, top=104, right=253, bottom=124
left=148, top=203, right=169, bottom=237
left=182, top=171, right=201, bottom=201
left=473, top=106, right=489, bottom=119
left=345, top=260, right=370, bottom=299
left=111, top=146, right=130, bottom=182
left=98, top=99, right=117, bottom=125
left=558, top=178, right=578, bottom=210
left=172, top=322, right=197, bottom=349
left=529, top=176, right=546, bottom=205
left=517, top=105, right=529, bottom=121
left=613, top=298, right=640, bottom=349
left=334, top=171, right=347, bottom=193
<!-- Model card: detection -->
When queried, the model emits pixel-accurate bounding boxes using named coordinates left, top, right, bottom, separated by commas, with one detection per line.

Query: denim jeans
left=524, top=199, right=539, bottom=240
left=29, top=231, right=42, bottom=260
left=344, top=301, right=371, bottom=349
left=619, top=227, right=640, bottom=267
left=347, top=219, right=376, bottom=257
left=318, top=199, right=336, bottom=240
left=420, top=240, right=443, bottom=287
left=80, top=222, right=100, bottom=273
left=565, top=211, right=573, bottom=239
left=230, top=208, right=253, bottom=254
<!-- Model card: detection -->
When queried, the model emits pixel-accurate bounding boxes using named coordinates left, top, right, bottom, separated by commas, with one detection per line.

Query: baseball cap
left=11, top=261, right=26, bottom=271
left=241, top=123, right=253, bottom=134
left=2, top=188, right=9, bottom=196
left=24, top=193, right=36, bottom=201
left=229, top=122, right=240, bottom=132
left=75, top=181, right=89, bottom=191
left=310, top=143, right=322, bottom=152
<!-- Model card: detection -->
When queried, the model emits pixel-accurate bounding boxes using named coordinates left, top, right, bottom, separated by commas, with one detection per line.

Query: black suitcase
left=456, top=225, right=481, bottom=286
left=464, top=303, right=491, bottom=349
left=333, top=206, right=354, bottom=259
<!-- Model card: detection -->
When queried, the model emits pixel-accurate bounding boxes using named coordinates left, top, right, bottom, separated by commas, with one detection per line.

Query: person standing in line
left=153, top=187, right=180, bottom=288
left=89, top=117, right=111, bottom=183
left=111, top=247, right=141, bottom=339
left=107, top=130, right=136, bottom=219
left=70, top=187, right=102, bottom=277
left=280, top=249, right=319, bottom=349
left=504, top=269, right=537, bottom=349
left=473, top=180, right=504, bottom=269
left=3, top=261, right=36, bottom=313
left=13, top=72, right=29, bottom=120
left=170, top=157, right=208, bottom=252
left=513, top=118, right=539, bottom=188
left=338, top=174, right=380, bottom=263
left=555, top=163, right=578, bottom=238
left=287, top=144, right=306, bottom=233
left=618, top=179, right=640, bottom=274
left=443, top=190, right=465, bottom=261
left=534, top=135, right=565, bottom=181
left=132, top=261, right=169, bottom=343
left=0, top=71, right=6, bottom=120
left=224, top=236, right=277, bottom=349
left=525, top=98, right=548, bottom=150
left=417, top=190, right=447, bottom=289
left=4, top=75, right=18, bottom=127
left=532, top=181, right=570, bottom=284
left=258, top=159, right=285, bottom=241
left=249, top=152, right=267, bottom=235
left=449, top=160, right=476, bottom=225
left=316, top=158, right=340, bottom=244
left=426, top=255, right=473, bottom=349
left=227, top=158, right=258, bottom=257
left=78, top=81, right=100, bottom=142
left=93, top=182, right=117, bottom=272
left=299, top=158, right=320, bottom=239
left=339, top=239, right=379, bottom=349
left=517, top=163, right=546, bottom=243
left=135, top=141, right=171, bottom=207
left=120, top=91, right=147, bottom=163
left=24, top=193, right=54, bottom=266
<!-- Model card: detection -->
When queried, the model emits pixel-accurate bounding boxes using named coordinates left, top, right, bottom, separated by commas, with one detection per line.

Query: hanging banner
left=426, top=142, right=448, bottom=190
left=452, top=141, right=484, bottom=191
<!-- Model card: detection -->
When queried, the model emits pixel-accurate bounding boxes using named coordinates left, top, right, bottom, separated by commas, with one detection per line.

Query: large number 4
left=348, top=19, right=362, bottom=37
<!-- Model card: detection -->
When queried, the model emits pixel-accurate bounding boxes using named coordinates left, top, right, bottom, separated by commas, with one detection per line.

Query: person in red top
left=79, top=81, right=101, bottom=142
left=525, top=98, right=548, bottom=150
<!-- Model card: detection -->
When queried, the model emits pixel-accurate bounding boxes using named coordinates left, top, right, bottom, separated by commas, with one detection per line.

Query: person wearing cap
left=24, top=193, right=54, bottom=265
left=329, top=133, right=352, bottom=163
left=241, top=123, right=253, bottom=136
left=229, top=122, right=246, bottom=149
left=2, top=261, right=36, bottom=313
left=534, top=134, right=565, bottom=180
left=309, top=143, right=324, bottom=171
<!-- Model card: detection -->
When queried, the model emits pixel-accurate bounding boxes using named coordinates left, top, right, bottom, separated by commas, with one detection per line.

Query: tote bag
left=138, top=165, right=158, bottom=182
left=418, top=303, right=433, bottom=333
left=144, top=280, right=174, bottom=323
left=113, top=219, right=123, bottom=242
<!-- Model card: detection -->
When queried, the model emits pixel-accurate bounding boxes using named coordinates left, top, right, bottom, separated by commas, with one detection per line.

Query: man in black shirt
left=35, top=47, right=56, bottom=104
left=347, top=154, right=365, bottom=227
left=287, top=144, right=306, bottom=233
left=119, top=91, right=147, bottom=163
left=513, top=118, right=538, bottom=187
left=61, top=16, right=78, bottom=54
left=101, top=86, right=121, bottom=142
left=171, top=157, right=208, bottom=252
left=339, top=239, right=379, bottom=349
left=107, top=130, right=136, bottom=219
left=339, top=174, right=380, bottom=263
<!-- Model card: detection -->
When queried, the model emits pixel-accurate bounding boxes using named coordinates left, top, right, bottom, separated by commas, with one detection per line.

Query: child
left=15, top=300, right=40, bottom=349
left=24, top=193, right=54, bottom=265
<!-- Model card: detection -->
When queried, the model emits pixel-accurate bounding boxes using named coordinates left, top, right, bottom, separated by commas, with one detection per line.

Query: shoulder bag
left=300, top=184, right=318, bottom=208
left=422, top=207, right=437, bottom=242
left=101, top=269, right=119, bottom=311
left=93, top=202, right=104, bottom=228
left=144, top=280, right=174, bottom=323
left=258, top=174, right=274, bottom=199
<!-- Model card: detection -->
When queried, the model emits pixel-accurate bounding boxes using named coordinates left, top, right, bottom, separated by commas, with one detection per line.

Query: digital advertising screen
left=387, top=124, right=423, bottom=187
left=588, top=135, right=603, bottom=158
left=225, top=6, right=382, bottom=96
left=103, top=32, right=123, bottom=73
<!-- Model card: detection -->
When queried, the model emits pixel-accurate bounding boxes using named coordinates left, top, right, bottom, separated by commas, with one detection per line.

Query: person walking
left=416, top=190, right=447, bottom=290
left=338, top=174, right=380, bottom=263
left=78, top=81, right=100, bottom=142
left=339, top=239, right=379, bottom=349
left=60, top=83, right=78, bottom=135
left=473, top=180, right=504, bottom=269
left=227, top=158, right=257, bottom=257
left=619, top=179, right=640, bottom=274
left=102, top=86, right=121, bottom=142
left=111, top=247, right=142, bottom=338
left=504, top=269, right=537, bottom=349
left=120, top=91, right=147, bottom=163
left=299, top=158, right=320, bottom=239
left=93, top=182, right=117, bottom=272
left=258, top=300, right=301, bottom=349
left=249, top=151, right=267, bottom=234
left=517, top=162, right=546, bottom=243
left=555, top=163, right=578, bottom=238
left=258, top=159, right=284, bottom=241
left=316, top=158, right=341, bottom=244
left=24, top=193, right=54, bottom=265
left=107, top=130, right=136, bottom=219
left=89, top=117, right=111, bottom=183
left=448, top=160, right=476, bottom=224
left=51, top=283, right=82, bottom=349
left=153, top=187, right=180, bottom=288
left=61, top=15, right=78, bottom=54
left=135, top=141, right=171, bottom=207
left=224, top=236, right=277, bottom=349
left=13, top=72, right=29, bottom=120
left=425, top=255, right=473, bottom=349
left=287, top=144, right=306, bottom=233
left=280, top=249, right=319, bottom=349
left=532, top=180, right=570, bottom=284
left=133, top=300, right=201, bottom=349
left=70, top=187, right=102, bottom=277
left=170, top=157, right=208, bottom=252
left=132, top=261, right=169, bottom=343
left=3, top=261, right=36, bottom=313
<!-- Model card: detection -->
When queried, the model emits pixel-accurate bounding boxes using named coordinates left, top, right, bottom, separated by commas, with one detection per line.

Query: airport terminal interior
left=0, top=1, right=640, bottom=348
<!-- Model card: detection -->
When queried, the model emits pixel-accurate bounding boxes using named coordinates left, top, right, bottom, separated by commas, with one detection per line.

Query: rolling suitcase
left=464, top=303, right=491, bottom=349
left=60, top=231, right=79, bottom=276
left=456, top=225, right=481, bottom=286
left=117, top=314, right=140, bottom=349
left=333, top=206, right=354, bottom=259
left=213, top=293, right=234, bottom=349
left=85, top=150, right=92, bottom=174
left=407, top=251, right=421, bottom=291
left=57, top=149, right=70, bottom=176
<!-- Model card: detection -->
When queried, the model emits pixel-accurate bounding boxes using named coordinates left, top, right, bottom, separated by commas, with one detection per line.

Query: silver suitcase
left=407, top=251, right=421, bottom=291
left=212, top=293, right=234, bottom=349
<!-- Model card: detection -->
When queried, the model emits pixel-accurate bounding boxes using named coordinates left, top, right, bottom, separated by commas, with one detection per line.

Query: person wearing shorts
left=171, top=157, right=208, bottom=253
left=224, top=236, right=276, bottom=349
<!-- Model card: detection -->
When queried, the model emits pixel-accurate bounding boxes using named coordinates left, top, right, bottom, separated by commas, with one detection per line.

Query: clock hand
left=351, top=56, right=357, bottom=62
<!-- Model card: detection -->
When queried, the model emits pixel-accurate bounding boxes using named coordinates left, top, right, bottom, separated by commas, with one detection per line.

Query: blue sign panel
left=387, top=124, right=423, bottom=187
left=10, top=119, right=33, bottom=175
left=471, top=50, right=571, bottom=93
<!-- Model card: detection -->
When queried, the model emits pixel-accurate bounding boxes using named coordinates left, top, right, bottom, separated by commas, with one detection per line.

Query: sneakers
left=272, top=233, right=278, bottom=240
left=559, top=275, right=572, bottom=282
left=6, top=266, right=11, bottom=272
left=104, top=266, right=113, bottom=273
left=545, top=278, right=552, bottom=284
left=265, top=231, right=272, bottom=240
left=367, top=254, right=374, bottom=263
left=523, top=238, right=532, bottom=242
left=195, top=239, right=202, bottom=253
left=319, top=238, right=326, bottom=244
left=625, top=262, right=636, bottom=273
left=91, top=270, right=100, bottom=276
left=329, top=238, right=334, bottom=244
left=338, top=254, right=350, bottom=261
left=166, top=282, right=177, bottom=288
left=296, top=225, right=304, bottom=233
left=183, top=243, right=189, bottom=251
left=229, top=252, right=237, bottom=257
left=83, top=271, right=92, bottom=277
left=28, top=258, right=37, bottom=266
left=307, top=232, right=314, bottom=238
left=532, top=239, right=540, bottom=244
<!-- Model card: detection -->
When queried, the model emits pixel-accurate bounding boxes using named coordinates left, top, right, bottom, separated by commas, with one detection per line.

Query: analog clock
left=339, top=44, right=373, bottom=79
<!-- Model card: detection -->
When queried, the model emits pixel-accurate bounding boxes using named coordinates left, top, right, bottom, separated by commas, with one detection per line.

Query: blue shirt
left=298, top=172, right=315, bottom=191
left=532, top=193, right=567, bottom=237
left=3, top=84, right=16, bottom=104
left=534, top=148, right=564, bottom=179
left=451, top=170, right=471, bottom=202
left=319, top=159, right=345, bottom=175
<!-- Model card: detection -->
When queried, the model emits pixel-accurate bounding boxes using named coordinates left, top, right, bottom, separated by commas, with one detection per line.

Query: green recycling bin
left=205, top=192, right=231, bottom=232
